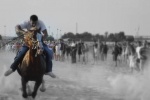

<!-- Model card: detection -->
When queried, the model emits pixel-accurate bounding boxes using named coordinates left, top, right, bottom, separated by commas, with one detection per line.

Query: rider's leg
left=4, top=45, right=29, bottom=76
left=43, top=43, right=56, bottom=78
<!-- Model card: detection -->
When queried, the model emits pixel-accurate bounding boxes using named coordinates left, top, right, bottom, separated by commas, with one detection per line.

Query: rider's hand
left=20, top=30, right=27, bottom=35
left=37, top=48, right=43, bottom=55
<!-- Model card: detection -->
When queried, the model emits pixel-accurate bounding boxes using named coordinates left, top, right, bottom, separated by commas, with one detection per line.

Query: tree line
left=0, top=32, right=134, bottom=42
left=61, top=31, right=134, bottom=42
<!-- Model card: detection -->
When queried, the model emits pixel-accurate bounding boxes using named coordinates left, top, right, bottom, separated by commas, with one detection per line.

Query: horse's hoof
left=22, top=93, right=28, bottom=98
left=32, top=92, right=36, bottom=99
left=40, top=87, right=46, bottom=92
left=26, top=96, right=33, bottom=100
left=28, top=91, right=32, bottom=96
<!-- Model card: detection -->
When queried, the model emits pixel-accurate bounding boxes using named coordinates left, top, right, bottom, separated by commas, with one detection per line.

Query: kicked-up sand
left=0, top=50, right=150, bottom=100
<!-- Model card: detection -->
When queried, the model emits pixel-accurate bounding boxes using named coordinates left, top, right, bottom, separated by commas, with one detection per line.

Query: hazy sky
left=0, top=0, right=150, bottom=38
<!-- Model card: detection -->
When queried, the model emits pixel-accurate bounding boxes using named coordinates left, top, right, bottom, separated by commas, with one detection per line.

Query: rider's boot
left=45, top=59, right=56, bottom=78
left=5, top=45, right=29, bottom=77
left=45, top=72, right=56, bottom=78
left=43, top=43, right=56, bottom=78
left=4, top=68, right=14, bottom=76
left=4, top=53, right=22, bottom=76
left=4, top=62, right=17, bottom=76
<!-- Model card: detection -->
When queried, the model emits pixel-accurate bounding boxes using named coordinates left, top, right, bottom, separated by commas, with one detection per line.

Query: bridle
left=24, top=31, right=42, bottom=57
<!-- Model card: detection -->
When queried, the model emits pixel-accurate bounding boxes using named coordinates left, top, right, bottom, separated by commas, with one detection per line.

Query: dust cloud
left=109, top=60, right=150, bottom=100
left=1, top=50, right=150, bottom=100
left=0, top=51, right=23, bottom=100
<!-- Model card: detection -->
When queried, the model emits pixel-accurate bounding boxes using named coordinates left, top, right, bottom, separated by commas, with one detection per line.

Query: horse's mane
left=23, top=31, right=35, bottom=47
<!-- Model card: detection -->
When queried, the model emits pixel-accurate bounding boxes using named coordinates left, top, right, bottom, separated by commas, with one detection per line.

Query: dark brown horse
left=17, top=29, right=46, bottom=99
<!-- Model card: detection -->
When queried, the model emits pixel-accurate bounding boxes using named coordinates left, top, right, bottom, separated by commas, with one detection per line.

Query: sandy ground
left=0, top=50, right=150, bottom=100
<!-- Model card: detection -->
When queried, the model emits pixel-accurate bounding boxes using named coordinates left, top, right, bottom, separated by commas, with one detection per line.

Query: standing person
left=117, top=43, right=123, bottom=63
left=136, top=41, right=150, bottom=72
left=140, top=41, right=150, bottom=70
left=62, top=42, right=66, bottom=61
left=77, top=40, right=82, bottom=62
left=112, top=41, right=120, bottom=66
left=124, top=41, right=130, bottom=63
left=70, top=40, right=77, bottom=63
left=99, top=42, right=104, bottom=60
left=66, top=42, right=71, bottom=60
left=135, top=41, right=143, bottom=71
left=93, top=40, right=98, bottom=64
left=55, top=42, right=60, bottom=61
left=52, top=41, right=56, bottom=60
left=60, top=39, right=66, bottom=61
left=85, top=44, right=89, bottom=62
left=102, top=42, right=108, bottom=61
left=4, top=15, right=56, bottom=78
left=128, top=43, right=137, bottom=73
left=81, top=42, right=86, bottom=64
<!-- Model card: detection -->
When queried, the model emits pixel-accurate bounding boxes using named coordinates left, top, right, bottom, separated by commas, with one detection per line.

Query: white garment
left=136, top=46, right=143, bottom=59
left=19, top=19, right=46, bottom=32
left=129, top=55, right=136, bottom=68
left=94, top=47, right=98, bottom=57
left=55, top=45, right=60, bottom=55
left=125, top=46, right=129, bottom=55
left=71, top=43, right=76, bottom=47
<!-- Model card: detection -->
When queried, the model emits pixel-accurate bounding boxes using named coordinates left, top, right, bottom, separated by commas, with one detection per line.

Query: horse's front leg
left=32, top=79, right=42, bottom=98
left=21, top=78, right=28, bottom=98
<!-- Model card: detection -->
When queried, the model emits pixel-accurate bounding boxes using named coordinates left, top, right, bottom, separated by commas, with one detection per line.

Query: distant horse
left=17, top=29, right=46, bottom=99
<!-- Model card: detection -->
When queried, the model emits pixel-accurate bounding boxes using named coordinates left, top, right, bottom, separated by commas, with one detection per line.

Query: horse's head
left=24, top=27, right=43, bottom=55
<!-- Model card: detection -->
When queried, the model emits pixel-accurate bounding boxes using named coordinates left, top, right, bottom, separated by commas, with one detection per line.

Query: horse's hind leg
left=32, top=79, right=42, bottom=98
left=21, top=78, right=28, bottom=98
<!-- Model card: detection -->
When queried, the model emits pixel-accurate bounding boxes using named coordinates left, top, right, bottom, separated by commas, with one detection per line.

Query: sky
left=0, top=0, right=150, bottom=38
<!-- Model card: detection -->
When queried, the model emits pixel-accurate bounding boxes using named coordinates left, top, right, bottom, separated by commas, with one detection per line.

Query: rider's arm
left=15, top=25, right=27, bottom=37
left=16, top=25, right=26, bottom=33
left=42, top=29, right=48, bottom=41
left=15, top=21, right=28, bottom=36
left=39, top=20, right=48, bottom=41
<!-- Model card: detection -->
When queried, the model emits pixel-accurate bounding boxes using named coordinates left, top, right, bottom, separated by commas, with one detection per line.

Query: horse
left=17, top=29, right=46, bottom=99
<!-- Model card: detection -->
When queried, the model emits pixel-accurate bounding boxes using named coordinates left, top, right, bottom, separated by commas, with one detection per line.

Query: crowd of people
left=2, top=39, right=150, bottom=74
left=110, top=40, right=150, bottom=73
left=85, top=40, right=149, bottom=73
left=45, top=39, right=89, bottom=64
left=3, top=42, right=21, bottom=53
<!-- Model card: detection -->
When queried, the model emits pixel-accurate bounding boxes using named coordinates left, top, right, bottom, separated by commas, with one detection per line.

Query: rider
left=4, top=15, right=56, bottom=78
